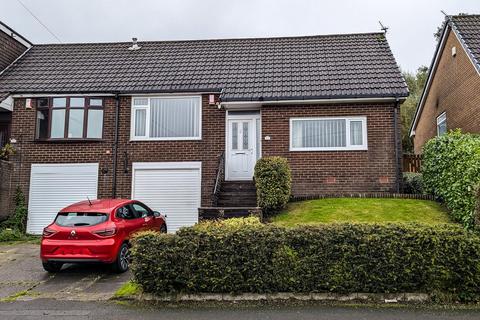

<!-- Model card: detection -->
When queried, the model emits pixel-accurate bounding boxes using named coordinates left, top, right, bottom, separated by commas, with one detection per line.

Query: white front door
left=226, top=116, right=259, bottom=180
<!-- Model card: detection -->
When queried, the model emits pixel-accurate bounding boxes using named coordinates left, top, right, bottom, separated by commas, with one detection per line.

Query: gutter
left=112, top=94, right=120, bottom=198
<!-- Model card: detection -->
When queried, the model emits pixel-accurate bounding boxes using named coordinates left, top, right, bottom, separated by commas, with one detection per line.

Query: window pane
left=256, top=118, right=261, bottom=159
left=134, top=109, right=146, bottom=136
left=242, top=122, right=249, bottom=149
left=51, top=109, right=66, bottom=138
left=437, top=121, right=447, bottom=136
left=292, top=119, right=346, bottom=148
left=52, top=98, right=66, bottom=108
left=68, top=109, right=84, bottom=138
left=350, top=121, right=363, bottom=145
left=36, top=109, right=49, bottom=139
left=87, top=109, right=103, bottom=138
left=70, top=97, right=85, bottom=107
left=134, top=98, right=148, bottom=106
left=149, top=97, right=200, bottom=138
left=232, top=122, right=238, bottom=150
left=89, top=98, right=103, bottom=107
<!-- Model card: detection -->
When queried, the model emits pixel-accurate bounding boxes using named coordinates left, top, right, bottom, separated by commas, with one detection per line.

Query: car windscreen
left=55, top=212, right=108, bottom=227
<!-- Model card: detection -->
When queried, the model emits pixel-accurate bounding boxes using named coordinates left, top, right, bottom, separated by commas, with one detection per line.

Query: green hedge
left=131, top=218, right=480, bottom=300
left=254, top=157, right=291, bottom=214
left=422, top=130, right=480, bottom=228
left=403, top=173, right=424, bottom=194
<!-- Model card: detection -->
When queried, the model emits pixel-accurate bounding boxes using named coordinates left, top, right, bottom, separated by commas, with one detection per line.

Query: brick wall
left=413, top=29, right=480, bottom=154
left=0, top=160, right=13, bottom=220
left=9, top=95, right=224, bottom=208
left=0, top=29, right=27, bottom=71
left=261, top=103, right=399, bottom=196
left=8, top=96, right=400, bottom=213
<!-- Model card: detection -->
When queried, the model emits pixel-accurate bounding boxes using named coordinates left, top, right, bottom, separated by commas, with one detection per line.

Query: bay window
left=290, top=116, right=367, bottom=151
left=35, top=97, right=104, bottom=140
left=131, top=96, right=202, bottom=140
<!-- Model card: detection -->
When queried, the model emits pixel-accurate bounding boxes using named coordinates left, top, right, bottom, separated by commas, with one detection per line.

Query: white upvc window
left=436, top=112, right=447, bottom=136
left=290, top=116, right=368, bottom=151
left=131, top=96, right=202, bottom=140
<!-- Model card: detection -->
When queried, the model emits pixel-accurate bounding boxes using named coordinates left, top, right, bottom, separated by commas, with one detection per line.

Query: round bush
left=254, top=157, right=292, bottom=214
left=403, top=173, right=424, bottom=194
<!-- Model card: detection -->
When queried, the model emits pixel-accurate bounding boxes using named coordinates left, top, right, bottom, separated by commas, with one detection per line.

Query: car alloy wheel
left=119, top=244, right=130, bottom=271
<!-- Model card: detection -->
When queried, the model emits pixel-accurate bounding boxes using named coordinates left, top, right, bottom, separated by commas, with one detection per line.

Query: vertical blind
left=292, top=119, right=346, bottom=148
left=133, top=97, right=201, bottom=139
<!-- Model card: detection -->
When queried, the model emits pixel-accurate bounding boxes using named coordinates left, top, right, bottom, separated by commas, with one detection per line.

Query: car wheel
left=42, top=261, right=63, bottom=273
left=112, top=243, right=130, bottom=273
left=160, top=224, right=167, bottom=233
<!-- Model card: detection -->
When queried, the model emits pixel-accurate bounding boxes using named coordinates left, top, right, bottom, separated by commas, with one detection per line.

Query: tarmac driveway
left=0, top=242, right=130, bottom=301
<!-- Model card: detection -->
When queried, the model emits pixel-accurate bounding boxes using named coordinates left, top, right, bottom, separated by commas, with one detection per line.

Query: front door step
left=198, top=207, right=262, bottom=221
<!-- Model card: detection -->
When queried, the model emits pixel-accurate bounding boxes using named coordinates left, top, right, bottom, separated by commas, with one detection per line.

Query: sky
left=0, top=0, right=479, bottom=73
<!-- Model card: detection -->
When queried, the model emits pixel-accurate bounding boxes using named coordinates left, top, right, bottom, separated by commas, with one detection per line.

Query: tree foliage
left=401, top=66, right=428, bottom=153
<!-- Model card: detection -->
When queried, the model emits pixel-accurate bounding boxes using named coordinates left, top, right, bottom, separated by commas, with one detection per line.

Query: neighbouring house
left=0, top=30, right=408, bottom=233
left=410, top=14, right=480, bottom=154
left=0, top=21, right=31, bottom=149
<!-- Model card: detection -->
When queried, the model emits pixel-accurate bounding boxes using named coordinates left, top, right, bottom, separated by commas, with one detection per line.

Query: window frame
left=35, top=97, right=105, bottom=141
left=436, top=112, right=447, bottom=136
left=289, top=116, right=368, bottom=151
left=130, top=95, right=202, bottom=141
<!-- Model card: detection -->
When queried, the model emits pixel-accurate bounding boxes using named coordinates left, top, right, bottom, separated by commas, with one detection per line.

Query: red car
left=40, top=199, right=166, bottom=273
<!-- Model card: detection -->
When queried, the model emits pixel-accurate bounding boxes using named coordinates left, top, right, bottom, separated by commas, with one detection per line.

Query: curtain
left=149, top=98, right=200, bottom=138
left=350, top=121, right=363, bottom=145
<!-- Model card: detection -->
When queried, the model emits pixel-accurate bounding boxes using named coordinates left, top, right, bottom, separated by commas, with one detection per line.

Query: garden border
left=290, top=193, right=435, bottom=202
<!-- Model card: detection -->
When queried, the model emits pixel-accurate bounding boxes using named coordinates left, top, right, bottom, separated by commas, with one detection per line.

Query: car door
left=131, top=202, right=157, bottom=231
left=116, top=205, right=144, bottom=237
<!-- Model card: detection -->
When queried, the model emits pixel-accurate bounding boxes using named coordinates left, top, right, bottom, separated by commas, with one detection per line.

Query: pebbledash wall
left=413, top=29, right=480, bottom=154
left=9, top=96, right=400, bottom=211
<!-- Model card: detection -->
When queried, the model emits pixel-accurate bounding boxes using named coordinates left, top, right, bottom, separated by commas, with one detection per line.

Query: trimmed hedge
left=131, top=218, right=480, bottom=300
left=422, top=130, right=480, bottom=228
left=254, top=157, right=292, bottom=214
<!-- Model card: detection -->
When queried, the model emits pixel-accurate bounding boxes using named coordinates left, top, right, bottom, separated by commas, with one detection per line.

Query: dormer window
left=35, top=97, right=104, bottom=140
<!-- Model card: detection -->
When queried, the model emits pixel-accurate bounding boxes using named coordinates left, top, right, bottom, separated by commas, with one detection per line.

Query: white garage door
left=27, top=163, right=99, bottom=234
left=132, top=162, right=201, bottom=233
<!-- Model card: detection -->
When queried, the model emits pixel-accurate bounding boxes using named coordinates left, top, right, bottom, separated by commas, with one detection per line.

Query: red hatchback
left=40, top=199, right=166, bottom=273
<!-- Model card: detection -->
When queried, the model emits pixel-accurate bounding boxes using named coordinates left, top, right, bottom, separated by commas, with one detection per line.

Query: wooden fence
left=403, top=154, right=422, bottom=173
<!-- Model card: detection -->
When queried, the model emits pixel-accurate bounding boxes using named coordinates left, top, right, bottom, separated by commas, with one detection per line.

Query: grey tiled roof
left=450, top=14, right=480, bottom=71
left=0, top=32, right=408, bottom=102
left=0, top=92, right=8, bottom=103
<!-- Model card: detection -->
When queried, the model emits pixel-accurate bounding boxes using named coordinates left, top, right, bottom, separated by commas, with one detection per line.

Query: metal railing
left=212, top=152, right=225, bottom=206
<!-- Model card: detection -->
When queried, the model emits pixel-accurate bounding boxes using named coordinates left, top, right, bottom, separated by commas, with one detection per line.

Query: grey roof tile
left=0, top=32, right=408, bottom=101
left=450, top=14, right=480, bottom=70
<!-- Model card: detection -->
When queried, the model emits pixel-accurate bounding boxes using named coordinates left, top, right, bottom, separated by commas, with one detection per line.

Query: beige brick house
left=410, top=14, right=480, bottom=154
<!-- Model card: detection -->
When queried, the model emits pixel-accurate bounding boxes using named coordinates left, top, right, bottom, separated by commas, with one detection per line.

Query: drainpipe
left=112, top=94, right=120, bottom=198
left=393, top=98, right=401, bottom=193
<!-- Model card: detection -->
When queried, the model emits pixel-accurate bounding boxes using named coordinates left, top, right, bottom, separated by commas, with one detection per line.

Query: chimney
left=128, top=37, right=141, bottom=51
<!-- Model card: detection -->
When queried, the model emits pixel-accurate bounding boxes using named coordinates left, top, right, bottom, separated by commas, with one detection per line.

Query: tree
left=401, top=66, right=428, bottom=153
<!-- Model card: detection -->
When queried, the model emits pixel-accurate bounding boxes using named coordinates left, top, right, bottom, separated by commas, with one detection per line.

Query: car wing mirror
left=153, top=211, right=161, bottom=217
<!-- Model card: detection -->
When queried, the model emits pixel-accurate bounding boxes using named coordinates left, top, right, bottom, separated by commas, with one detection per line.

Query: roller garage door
left=27, top=163, right=99, bottom=234
left=132, top=162, right=201, bottom=232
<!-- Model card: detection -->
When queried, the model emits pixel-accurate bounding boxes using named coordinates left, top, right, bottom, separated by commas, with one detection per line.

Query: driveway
left=0, top=242, right=130, bottom=301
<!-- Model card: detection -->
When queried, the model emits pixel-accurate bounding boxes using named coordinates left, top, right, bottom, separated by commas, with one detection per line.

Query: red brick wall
left=9, top=96, right=399, bottom=211
left=261, top=103, right=399, bottom=196
left=413, top=29, right=480, bottom=154
left=9, top=95, right=224, bottom=207
left=0, top=29, right=27, bottom=71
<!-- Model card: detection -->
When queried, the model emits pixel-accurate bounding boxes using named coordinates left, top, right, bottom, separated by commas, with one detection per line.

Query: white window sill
left=289, top=146, right=368, bottom=152
left=130, top=136, right=202, bottom=142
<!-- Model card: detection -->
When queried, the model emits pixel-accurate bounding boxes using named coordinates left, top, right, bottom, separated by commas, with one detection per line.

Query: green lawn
left=271, top=198, right=453, bottom=227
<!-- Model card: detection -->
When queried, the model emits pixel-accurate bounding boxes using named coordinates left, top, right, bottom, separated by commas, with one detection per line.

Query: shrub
left=131, top=219, right=480, bottom=301
left=254, top=157, right=292, bottom=214
left=1, top=187, right=28, bottom=232
left=402, top=173, right=424, bottom=194
left=0, top=143, right=15, bottom=160
left=475, top=186, right=480, bottom=229
left=422, top=130, right=480, bottom=228
left=0, top=228, right=25, bottom=242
